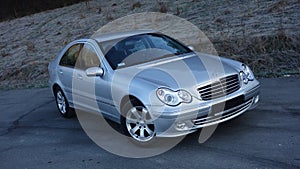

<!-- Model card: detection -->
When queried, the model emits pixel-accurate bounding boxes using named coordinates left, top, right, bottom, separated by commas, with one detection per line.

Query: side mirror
left=86, top=67, right=104, bottom=77
left=188, top=45, right=194, bottom=51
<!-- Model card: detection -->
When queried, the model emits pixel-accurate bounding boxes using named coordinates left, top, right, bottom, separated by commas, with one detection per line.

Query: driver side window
left=76, top=44, right=101, bottom=70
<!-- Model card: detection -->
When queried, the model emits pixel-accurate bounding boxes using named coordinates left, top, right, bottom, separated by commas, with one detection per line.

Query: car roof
left=92, top=29, right=157, bottom=42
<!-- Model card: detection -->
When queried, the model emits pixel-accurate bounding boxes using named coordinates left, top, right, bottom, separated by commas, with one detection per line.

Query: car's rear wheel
left=121, top=100, right=155, bottom=144
left=54, top=88, right=74, bottom=118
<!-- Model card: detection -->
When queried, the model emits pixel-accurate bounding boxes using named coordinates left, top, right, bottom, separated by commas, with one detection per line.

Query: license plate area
left=211, top=95, right=245, bottom=114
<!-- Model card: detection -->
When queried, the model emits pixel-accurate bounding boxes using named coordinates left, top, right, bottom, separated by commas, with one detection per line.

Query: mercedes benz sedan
left=48, top=30, right=260, bottom=143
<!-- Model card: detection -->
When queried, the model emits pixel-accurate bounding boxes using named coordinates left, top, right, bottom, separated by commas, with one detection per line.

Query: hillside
left=0, top=0, right=88, bottom=21
left=0, top=0, right=299, bottom=89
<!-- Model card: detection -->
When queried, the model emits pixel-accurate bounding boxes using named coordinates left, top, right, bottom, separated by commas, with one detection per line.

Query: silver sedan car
left=48, top=30, right=260, bottom=143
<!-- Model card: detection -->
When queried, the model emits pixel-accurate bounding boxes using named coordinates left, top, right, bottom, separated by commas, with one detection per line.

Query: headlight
left=156, top=88, right=192, bottom=106
left=239, top=64, right=254, bottom=84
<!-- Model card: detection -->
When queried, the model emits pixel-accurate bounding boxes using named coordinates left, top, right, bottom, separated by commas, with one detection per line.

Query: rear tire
left=54, top=88, right=74, bottom=118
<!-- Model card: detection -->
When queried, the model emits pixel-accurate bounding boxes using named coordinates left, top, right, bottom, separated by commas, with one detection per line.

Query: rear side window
left=59, top=44, right=82, bottom=68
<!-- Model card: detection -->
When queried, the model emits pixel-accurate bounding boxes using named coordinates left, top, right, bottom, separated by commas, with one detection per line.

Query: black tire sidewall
left=54, top=88, right=74, bottom=118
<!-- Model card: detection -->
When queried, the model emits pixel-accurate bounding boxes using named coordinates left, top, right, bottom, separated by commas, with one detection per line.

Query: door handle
left=77, top=74, right=83, bottom=80
left=58, top=69, right=63, bottom=75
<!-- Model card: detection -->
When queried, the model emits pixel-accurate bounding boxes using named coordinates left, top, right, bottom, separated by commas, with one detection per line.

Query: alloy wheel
left=56, top=90, right=67, bottom=114
left=125, top=106, right=155, bottom=142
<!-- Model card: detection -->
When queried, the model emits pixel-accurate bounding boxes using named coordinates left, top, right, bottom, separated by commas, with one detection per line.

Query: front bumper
left=152, top=82, right=260, bottom=138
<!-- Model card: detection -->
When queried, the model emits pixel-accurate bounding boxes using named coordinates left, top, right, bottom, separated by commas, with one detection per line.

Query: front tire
left=54, top=88, right=74, bottom=118
left=121, top=100, right=155, bottom=144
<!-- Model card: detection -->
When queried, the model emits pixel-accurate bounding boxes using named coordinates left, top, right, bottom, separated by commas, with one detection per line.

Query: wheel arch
left=52, top=83, right=73, bottom=107
left=52, top=83, right=61, bottom=95
left=120, top=95, right=144, bottom=114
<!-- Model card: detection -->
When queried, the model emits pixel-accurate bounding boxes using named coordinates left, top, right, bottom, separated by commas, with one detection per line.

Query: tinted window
left=59, top=44, right=82, bottom=68
left=99, top=33, right=192, bottom=70
left=149, top=35, right=186, bottom=54
left=76, top=44, right=100, bottom=70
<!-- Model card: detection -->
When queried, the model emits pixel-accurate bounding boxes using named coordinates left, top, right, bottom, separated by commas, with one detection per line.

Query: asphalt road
left=0, top=77, right=299, bottom=169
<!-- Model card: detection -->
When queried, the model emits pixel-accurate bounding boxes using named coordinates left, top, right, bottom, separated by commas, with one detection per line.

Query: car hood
left=115, top=52, right=240, bottom=94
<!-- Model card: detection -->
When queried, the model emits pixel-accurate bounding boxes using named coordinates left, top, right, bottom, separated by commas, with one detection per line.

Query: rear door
left=57, top=43, right=83, bottom=102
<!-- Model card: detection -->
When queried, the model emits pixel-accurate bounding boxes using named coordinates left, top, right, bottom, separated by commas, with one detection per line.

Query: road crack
left=0, top=99, right=54, bottom=136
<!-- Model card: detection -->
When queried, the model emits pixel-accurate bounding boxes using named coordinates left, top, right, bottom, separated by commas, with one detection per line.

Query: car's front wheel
left=121, top=100, right=155, bottom=144
left=54, top=88, right=74, bottom=118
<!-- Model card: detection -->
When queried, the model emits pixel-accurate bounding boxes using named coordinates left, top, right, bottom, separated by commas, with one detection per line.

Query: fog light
left=176, top=122, right=186, bottom=130
left=254, top=95, right=259, bottom=104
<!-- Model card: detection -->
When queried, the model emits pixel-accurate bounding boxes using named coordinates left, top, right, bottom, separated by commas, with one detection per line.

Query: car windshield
left=98, top=33, right=192, bottom=70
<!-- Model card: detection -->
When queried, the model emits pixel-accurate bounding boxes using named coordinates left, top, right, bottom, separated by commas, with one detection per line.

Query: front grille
left=197, top=74, right=240, bottom=100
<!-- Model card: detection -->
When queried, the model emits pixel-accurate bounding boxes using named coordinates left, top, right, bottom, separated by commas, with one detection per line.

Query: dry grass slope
left=0, top=0, right=299, bottom=89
